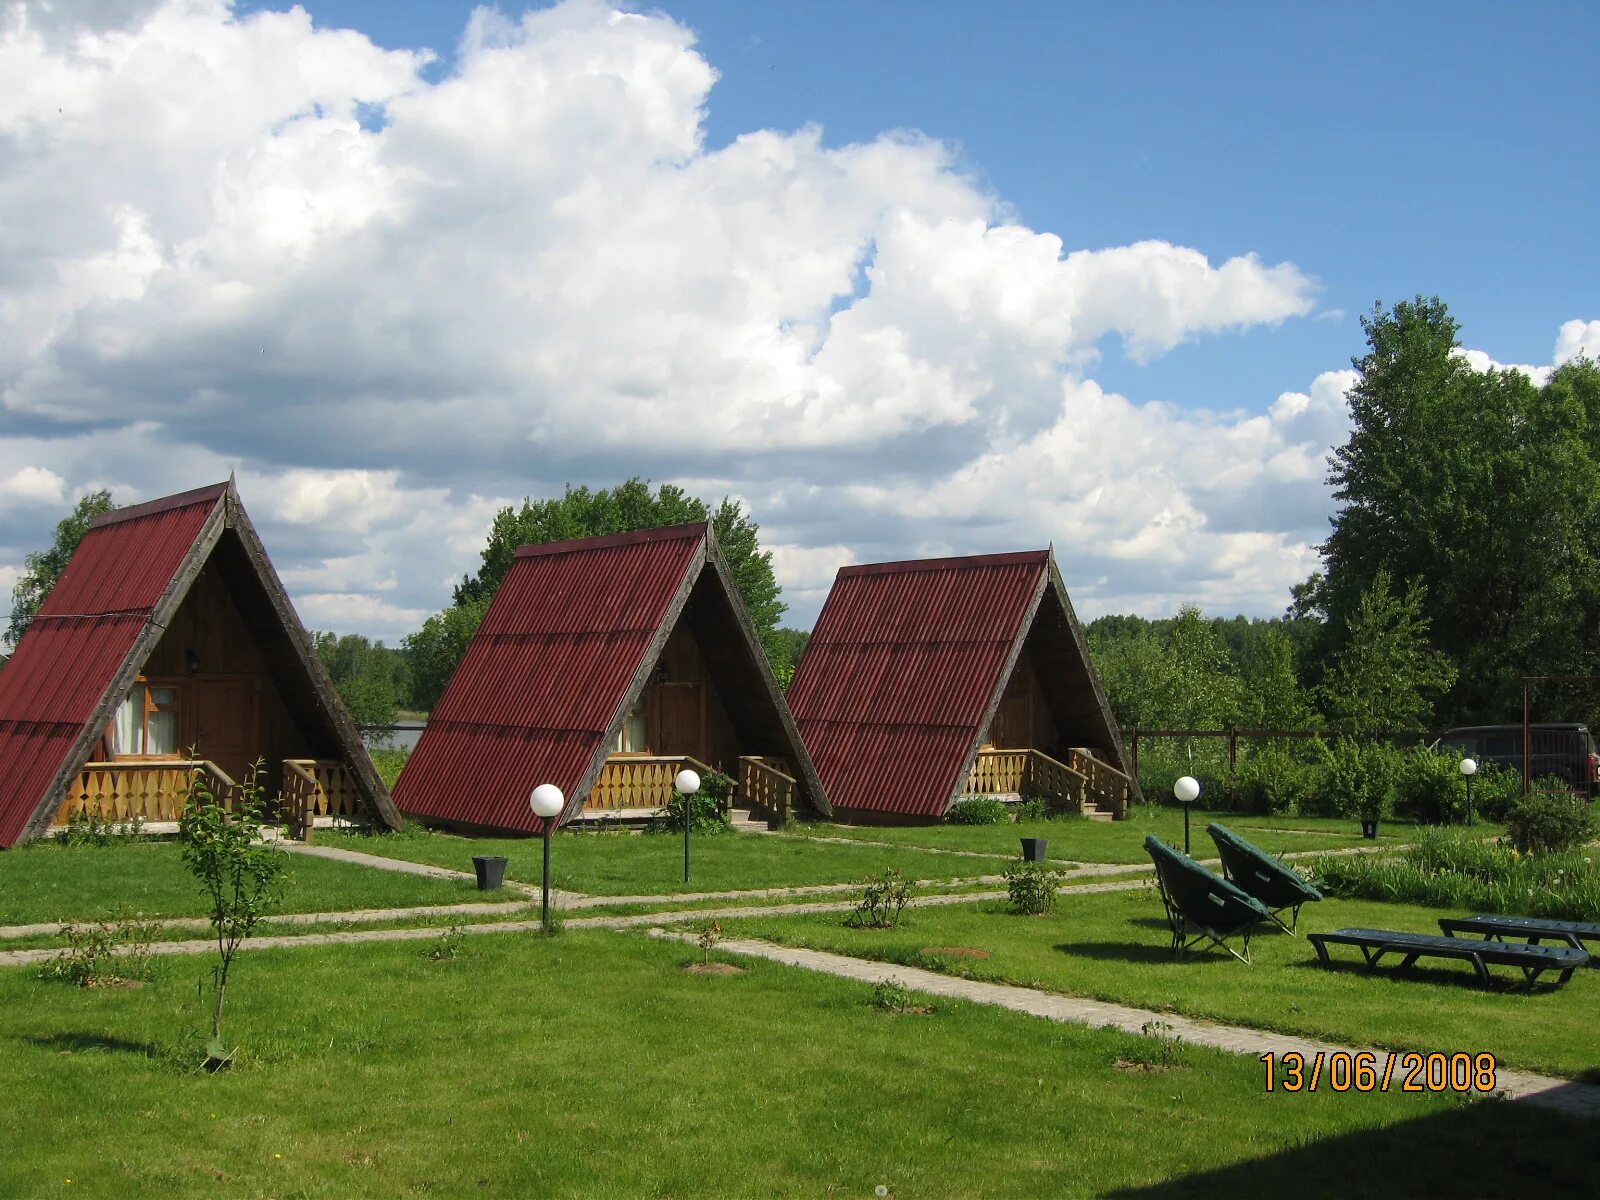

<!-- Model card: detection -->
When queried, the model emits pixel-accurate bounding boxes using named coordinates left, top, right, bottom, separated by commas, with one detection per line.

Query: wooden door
left=657, top=683, right=705, bottom=762
left=191, top=678, right=261, bottom=786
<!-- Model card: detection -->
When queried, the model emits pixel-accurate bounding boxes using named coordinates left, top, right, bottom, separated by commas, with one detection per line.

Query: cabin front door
left=190, top=677, right=261, bottom=787
left=656, top=683, right=705, bottom=763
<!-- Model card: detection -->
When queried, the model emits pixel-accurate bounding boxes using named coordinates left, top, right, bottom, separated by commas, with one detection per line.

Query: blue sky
left=3, top=0, right=1596, bottom=639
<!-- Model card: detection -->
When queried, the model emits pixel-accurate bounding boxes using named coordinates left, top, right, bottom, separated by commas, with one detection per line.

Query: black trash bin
left=1020, top=837, right=1048, bottom=862
left=472, top=855, right=508, bottom=890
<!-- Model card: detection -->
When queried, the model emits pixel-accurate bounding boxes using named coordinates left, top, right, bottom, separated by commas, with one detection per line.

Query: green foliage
left=1014, top=796, right=1050, bottom=821
left=1311, top=297, right=1600, bottom=723
left=1002, top=859, right=1065, bottom=915
left=846, top=868, right=913, bottom=929
left=177, top=761, right=289, bottom=1053
left=1316, top=739, right=1394, bottom=821
left=425, top=925, right=466, bottom=961
left=1134, top=741, right=1227, bottom=810
left=402, top=594, right=490, bottom=712
left=1314, top=829, right=1600, bottom=921
left=1320, top=571, right=1455, bottom=733
left=1232, top=743, right=1319, bottom=816
left=766, top=627, right=810, bottom=689
left=946, top=797, right=1009, bottom=825
left=368, top=747, right=409, bottom=790
left=6, top=489, right=116, bottom=648
left=652, top=790, right=729, bottom=838
left=1111, top=1020, right=1187, bottom=1071
left=697, top=920, right=723, bottom=964
left=314, top=631, right=407, bottom=726
left=1504, top=790, right=1597, bottom=855
left=1469, top=763, right=1523, bottom=822
left=1233, top=627, right=1323, bottom=732
left=37, top=912, right=160, bottom=988
left=869, top=976, right=927, bottom=1014
left=57, top=805, right=145, bottom=847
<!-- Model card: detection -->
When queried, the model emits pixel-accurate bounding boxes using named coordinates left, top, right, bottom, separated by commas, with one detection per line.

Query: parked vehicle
left=1439, top=723, right=1599, bottom=797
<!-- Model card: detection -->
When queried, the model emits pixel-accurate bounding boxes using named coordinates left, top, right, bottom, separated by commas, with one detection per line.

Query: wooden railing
left=739, top=756, right=798, bottom=828
left=282, top=759, right=363, bottom=840
left=57, top=760, right=237, bottom=826
left=590, top=755, right=716, bottom=810
left=1067, top=748, right=1134, bottom=818
left=962, top=748, right=1124, bottom=816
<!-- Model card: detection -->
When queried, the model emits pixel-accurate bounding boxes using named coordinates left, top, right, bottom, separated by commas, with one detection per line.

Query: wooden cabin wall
left=641, top=623, right=740, bottom=773
left=138, top=561, right=311, bottom=798
left=987, top=651, right=1062, bottom=755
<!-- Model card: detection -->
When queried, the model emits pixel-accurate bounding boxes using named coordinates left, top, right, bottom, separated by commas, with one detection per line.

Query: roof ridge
left=837, top=549, right=1048, bottom=577
left=88, top=481, right=229, bottom=529
left=513, top=521, right=709, bottom=559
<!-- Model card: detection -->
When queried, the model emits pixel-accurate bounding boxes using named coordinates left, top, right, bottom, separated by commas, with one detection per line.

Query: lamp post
left=529, top=784, right=565, bottom=930
left=676, top=768, right=701, bottom=884
left=1173, top=775, right=1201, bottom=855
left=1459, top=757, right=1478, bottom=827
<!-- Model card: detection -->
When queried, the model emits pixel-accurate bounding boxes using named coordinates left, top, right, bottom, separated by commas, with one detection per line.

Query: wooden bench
left=1437, top=914, right=1600, bottom=959
left=1307, top=927, right=1589, bottom=989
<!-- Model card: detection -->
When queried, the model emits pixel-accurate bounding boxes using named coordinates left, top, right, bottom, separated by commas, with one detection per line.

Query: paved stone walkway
left=647, top=930, right=1600, bottom=1119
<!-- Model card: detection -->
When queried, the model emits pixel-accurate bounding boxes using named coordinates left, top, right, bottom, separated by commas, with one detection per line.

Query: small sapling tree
left=178, top=760, right=287, bottom=1069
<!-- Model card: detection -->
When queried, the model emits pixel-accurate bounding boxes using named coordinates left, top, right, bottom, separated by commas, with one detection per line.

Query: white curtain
left=113, top=686, right=143, bottom=754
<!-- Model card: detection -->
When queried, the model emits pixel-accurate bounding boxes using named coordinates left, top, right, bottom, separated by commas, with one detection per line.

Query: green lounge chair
left=1307, top=927, right=1588, bottom=989
left=1206, top=822, right=1323, bottom=934
left=1144, top=834, right=1272, bottom=963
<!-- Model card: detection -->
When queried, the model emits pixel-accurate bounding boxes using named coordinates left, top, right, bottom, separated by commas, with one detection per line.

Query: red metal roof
left=787, top=551, right=1047, bottom=817
left=0, top=486, right=225, bottom=846
left=393, top=524, right=706, bottom=833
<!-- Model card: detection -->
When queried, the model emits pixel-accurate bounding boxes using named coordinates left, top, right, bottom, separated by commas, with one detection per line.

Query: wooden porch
left=584, top=753, right=800, bottom=829
left=962, top=747, right=1134, bottom=820
left=54, top=758, right=368, bottom=835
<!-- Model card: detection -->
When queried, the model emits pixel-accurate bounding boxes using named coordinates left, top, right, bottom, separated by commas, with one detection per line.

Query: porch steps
left=728, top=808, right=773, bottom=834
left=1081, top=800, right=1116, bottom=823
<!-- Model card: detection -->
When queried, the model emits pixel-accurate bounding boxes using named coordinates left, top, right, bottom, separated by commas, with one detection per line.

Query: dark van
left=1439, top=723, right=1599, bottom=797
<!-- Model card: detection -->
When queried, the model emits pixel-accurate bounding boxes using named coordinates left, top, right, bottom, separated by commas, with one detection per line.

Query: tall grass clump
left=1313, top=828, right=1600, bottom=921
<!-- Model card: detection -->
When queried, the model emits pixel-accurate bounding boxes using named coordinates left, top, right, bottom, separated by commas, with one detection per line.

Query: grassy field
left=318, top=826, right=1005, bottom=895
left=0, top=841, right=486, bottom=926
left=2, top=930, right=1590, bottom=1198
left=781, top=805, right=1403, bottom=863
left=721, top=889, right=1600, bottom=1080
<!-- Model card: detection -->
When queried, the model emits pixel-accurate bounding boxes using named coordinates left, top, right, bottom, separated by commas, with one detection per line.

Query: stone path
left=647, top=930, right=1600, bottom=1120
left=0, top=877, right=1153, bottom=966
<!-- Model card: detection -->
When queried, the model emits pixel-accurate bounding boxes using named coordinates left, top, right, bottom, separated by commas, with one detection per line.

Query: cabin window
left=615, top=697, right=650, bottom=753
left=112, top=681, right=181, bottom=757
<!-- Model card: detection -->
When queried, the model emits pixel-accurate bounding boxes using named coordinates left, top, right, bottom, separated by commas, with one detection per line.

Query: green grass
left=0, top=841, right=488, bottom=926
left=781, top=806, right=1396, bottom=864
left=319, top=826, right=1005, bottom=895
left=722, top=889, right=1600, bottom=1080
left=2, top=931, right=1589, bottom=1198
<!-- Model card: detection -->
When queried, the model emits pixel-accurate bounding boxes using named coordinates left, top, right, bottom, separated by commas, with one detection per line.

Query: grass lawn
left=781, top=806, right=1402, bottom=864
left=2, top=931, right=1591, bottom=1198
left=318, top=827, right=1003, bottom=895
left=722, top=889, right=1600, bottom=1081
left=0, top=841, right=489, bottom=926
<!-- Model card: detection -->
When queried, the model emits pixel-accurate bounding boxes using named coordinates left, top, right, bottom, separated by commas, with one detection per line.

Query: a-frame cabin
left=786, top=549, right=1135, bottom=823
left=0, top=481, right=401, bottom=847
left=394, top=522, right=829, bottom=833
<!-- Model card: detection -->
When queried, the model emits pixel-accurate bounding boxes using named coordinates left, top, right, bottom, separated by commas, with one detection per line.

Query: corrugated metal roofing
left=787, top=551, right=1048, bottom=817
left=0, top=487, right=225, bottom=846
left=393, top=524, right=707, bottom=833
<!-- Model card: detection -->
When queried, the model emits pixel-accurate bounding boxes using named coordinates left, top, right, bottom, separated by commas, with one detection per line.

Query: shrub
left=1003, top=860, right=1065, bottom=915
left=1313, top=829, right=1600, bottom=921
left=1014, top=796, right=1050, bottom=822
left=1394, top=745, right=1462, bottom=823
left=846, top=869, right=914, bottom=929
left=1470, top=763, right=1523, bottom=823
left=57, top=806, right=144, bottom=847
left=38, top=913, right=160, bottom=987
left=655, top=786, right=729, bottom=835
left=697, top=920, right=723, bottom=964
left=369, top=748, right=409, bottom=790
left=1505, top=789, right=1596, bottom=855
left=947, top=797, right=1009, bottom=825
left=1317, top=739, right=1396, bottom=821
left=871, top=977, right=927, bottom=1014
left=1233, top=743, right=1319, bottom=816
left=425, top=925, right=465, bottom=961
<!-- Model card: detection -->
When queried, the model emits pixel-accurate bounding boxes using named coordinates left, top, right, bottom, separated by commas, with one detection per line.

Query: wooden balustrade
left=590, top=755, right=715, bottom=810
left=965, top=749, right=1029, bottom=795
left=57, top=760, right=237, bottom=826
left=281, top=759, right=363, bottom=840
left=739, top=756, right=797, bottom=828
left=1028, top=750, right=1088, bottom=813
left=963, top=749, right=1089, bottom=814
left=1067, top=748, right=1134, bottom=818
